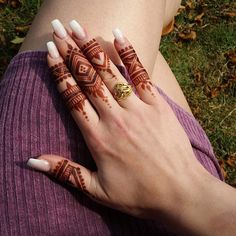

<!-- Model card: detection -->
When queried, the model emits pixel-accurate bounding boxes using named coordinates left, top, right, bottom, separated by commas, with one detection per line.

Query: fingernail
left=27, top=158, right=50, bottom=172
left=51, top=19, right=67, bottom=39
left=112, top=28, right=126, bottom=45
left=69, top=20, right=86, bottom=40
left=47, top=41, right=60, bottom=58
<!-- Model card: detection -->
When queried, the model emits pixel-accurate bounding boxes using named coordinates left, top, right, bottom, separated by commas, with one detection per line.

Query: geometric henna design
left=81, top=39, right=116, bottom=80
left=50, top=62, right=72, bottom=84
left=52, top=160, right=90, bottom=195
left=118, top=46, right=154, bottom=96
left=66, top=43, right=111, bottom=107
left=61, top=82, right=88, bottom=121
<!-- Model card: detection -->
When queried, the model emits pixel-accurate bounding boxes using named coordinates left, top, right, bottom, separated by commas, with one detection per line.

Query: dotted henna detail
left=81, top=39, right=116, bottom=80
left=72, top=167, right=89, bottom=194
left=118, top=46, right=154, bottom=96
left=61, top=82, right=88, bottom=120
left=50, top=62, right=72, bottom=84
left=66, top=43, right=111, bottom=107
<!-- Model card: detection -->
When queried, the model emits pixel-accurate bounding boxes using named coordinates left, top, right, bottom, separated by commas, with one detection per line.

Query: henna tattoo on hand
left=50, top=62, right=72, bottom=84
left=61, top=82, right=88, bottom=120
left=52, top=160, right=89, bottom=194
left=66, top=43, right=111, bottom=107
left=81, top=39, right=116, bottom=80
left=118, top=46, right=155, bottom=96
left=49, top=62, right=88, bottom=120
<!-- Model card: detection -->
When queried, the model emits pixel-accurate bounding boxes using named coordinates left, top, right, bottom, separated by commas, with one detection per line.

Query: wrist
left=152, top=163, right=236, bottom=235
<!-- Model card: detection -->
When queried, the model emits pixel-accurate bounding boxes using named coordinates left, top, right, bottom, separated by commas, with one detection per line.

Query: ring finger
left=69, top=20, right=139, bottom=108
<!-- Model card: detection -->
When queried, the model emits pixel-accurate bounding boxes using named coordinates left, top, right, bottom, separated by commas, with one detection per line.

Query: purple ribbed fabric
left=0, top=51, right=223, bottom=236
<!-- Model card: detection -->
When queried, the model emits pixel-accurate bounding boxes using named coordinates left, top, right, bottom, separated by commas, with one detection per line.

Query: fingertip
left=27, top=157, right=51, bottom=172
left=47, top=41, right=60, bottom=59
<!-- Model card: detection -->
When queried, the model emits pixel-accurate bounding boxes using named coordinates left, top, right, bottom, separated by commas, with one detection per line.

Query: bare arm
left=153, top=166, right=236, bottom=235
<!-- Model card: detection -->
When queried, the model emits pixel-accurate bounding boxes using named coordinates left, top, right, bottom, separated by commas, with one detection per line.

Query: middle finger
left=51, top=19, right=119, bottom=115
left=69, top=20, right=139, bottom=108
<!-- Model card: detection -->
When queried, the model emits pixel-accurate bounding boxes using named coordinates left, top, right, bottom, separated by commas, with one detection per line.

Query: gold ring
left=113, top=83, right=132, bottom=101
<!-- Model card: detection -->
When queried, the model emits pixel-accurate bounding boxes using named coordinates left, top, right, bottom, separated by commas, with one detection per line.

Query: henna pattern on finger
left=61, top=82, right=88, bottom=120
left=81, top=39, right=116, bottom=80
left=66, top=43, right=111, bottom=107
left=52, top=160, right=90, bottom=195
left=49, top=62, right=89, bottom=120
left=50, top=62, right=72, bottom=84
left=118, top=46, right=155, bottom=96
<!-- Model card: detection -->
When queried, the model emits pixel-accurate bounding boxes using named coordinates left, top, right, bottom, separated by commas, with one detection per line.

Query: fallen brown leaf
left=226, top=159, right=236, bottom=167
left=226, top=154, right=236, bottom=167
left=10, top=0, right=20, bottom=8
left=0, top=0, right=7, bottom=4
left=195, top=12, right=205, bottom=24
left=210, top=87, right=220, bottom=98
left=0, top=33, right=6, bottom=46
left=193, top=70, right=204, bottom=86
left=219, top=160, right=228, bottom=179
left=185, top=0, right=195, bottom=10
left=178, top=30, right=197, bottom=41
left=226, top=52, right=236, bottom=65
left=15, top=25, right=30, bottom=33
left=223, top=11, right=236, bottom=18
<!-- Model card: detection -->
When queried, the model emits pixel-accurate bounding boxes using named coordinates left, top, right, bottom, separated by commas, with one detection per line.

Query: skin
left=19, top=0, right=192, bottom=115
left=32, top=22, right=236, bottom=235
left=20, top=0, right=236, bottom=234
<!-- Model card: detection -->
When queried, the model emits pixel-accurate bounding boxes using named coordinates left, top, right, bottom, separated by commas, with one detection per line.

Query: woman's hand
left=27, top=19, right=233, bottom=234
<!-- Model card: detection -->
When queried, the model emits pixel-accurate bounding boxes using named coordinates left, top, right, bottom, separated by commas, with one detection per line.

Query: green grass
left=0, top=0, right=235, bottom=185
left=160, top=0, right=236, bottom=185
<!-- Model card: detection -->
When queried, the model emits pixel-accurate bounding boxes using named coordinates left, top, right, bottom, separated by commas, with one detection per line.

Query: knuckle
left=112, top=116, right=129, bottom=134
left=86, top=132, right=109, bottom=155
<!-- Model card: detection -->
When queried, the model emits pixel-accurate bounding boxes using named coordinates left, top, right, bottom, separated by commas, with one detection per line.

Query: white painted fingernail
left=51, top=19, right=67, bottom=39
left=112, top=28, right=126, bottom=45
left=69, top=20, right=86, bottom=40
left=47, top=41, right=60, bottom=58
left=27, top=158, right=50, bottom=172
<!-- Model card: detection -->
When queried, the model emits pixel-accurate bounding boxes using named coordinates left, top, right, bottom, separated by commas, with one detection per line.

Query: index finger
left=47, top=41, right=99, bottom=133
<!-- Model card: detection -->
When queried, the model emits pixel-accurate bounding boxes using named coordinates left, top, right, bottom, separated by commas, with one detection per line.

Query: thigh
left=164, top=0, right=182, bottom=27
left=151, top=52, right=193, bottom=115
left=20, top=0, right=167, bottom=75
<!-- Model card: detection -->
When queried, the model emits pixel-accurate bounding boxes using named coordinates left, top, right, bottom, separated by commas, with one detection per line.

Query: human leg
left=20, top=0, right=168, bottom=76
left=20, top=0, right=191, bottom=114
left=151, top=52, right=193, bottom=115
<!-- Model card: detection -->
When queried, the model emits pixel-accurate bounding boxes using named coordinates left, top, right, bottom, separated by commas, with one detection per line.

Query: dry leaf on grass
left=225, top=51, right=236, bottom=65
left=193, top=70, right=205, bottom=86
left=11, top=36, right=24, bottom=44
left=15, top=25, right=30, bottom=33
left=185, top=0, right=195, bottom=10
left=223, top=11, right=236, bottom=18
left=194, top=12, right=205, bottom=24
left=178, top=30, right=197, bottom=41
left=226, top=155, right=236, bottom=168
left=10, top=0, right=21, bottom=8
left=0, top=33, right=6, bottom=46
left=219, top=160, right=228, bottom=179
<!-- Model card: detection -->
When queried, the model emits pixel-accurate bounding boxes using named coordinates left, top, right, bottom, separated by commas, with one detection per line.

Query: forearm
left=153, top=165, right=236, bottom=235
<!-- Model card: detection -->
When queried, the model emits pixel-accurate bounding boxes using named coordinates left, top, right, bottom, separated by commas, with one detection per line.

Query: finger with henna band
left=69, top=20, right=139, bottom=108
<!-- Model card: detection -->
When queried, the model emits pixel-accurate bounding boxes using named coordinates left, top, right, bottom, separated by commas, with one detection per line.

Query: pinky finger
left=113, top=29, right=159, bottom=104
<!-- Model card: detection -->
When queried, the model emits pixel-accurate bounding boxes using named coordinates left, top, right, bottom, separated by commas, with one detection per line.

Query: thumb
left=27, top=154, right=98, bottom=198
